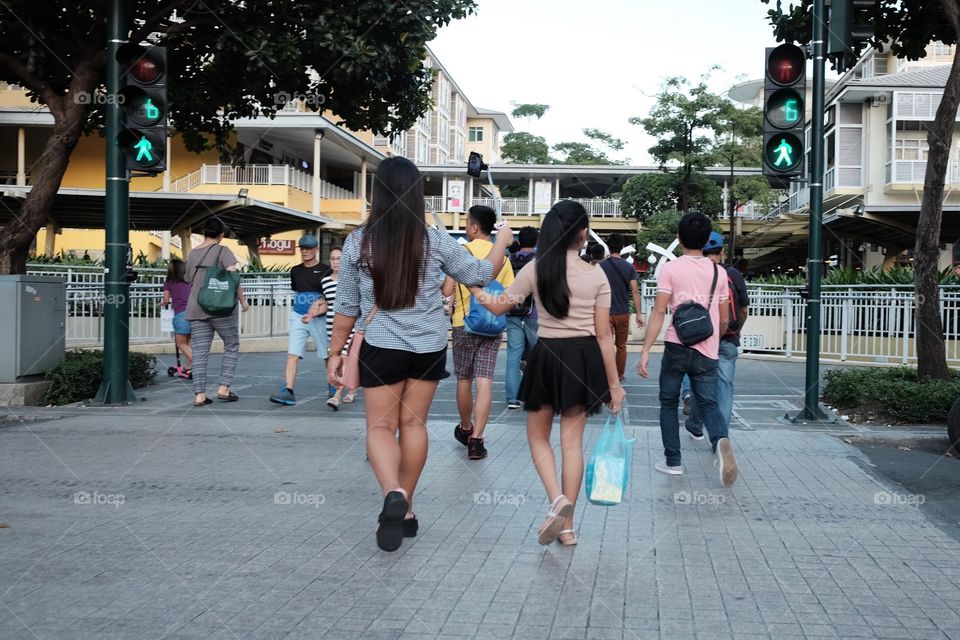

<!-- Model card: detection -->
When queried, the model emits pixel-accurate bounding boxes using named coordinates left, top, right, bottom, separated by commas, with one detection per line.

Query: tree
left=761, top=0, right=960, bottom=381
left=619, top=172, right=722, bottom=221
left=501, top=132, right=552, bottom=164
left=731, top=175, right=779, bottom=215
left=553, top=128, right=628, bottom=165
left=0, top=0, right=476, bottom=274
left=631, top=74, right=727, bottom=212
left=510, top=102, right=550, bottom=130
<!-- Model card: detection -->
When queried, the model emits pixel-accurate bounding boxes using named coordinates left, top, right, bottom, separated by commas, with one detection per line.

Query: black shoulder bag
left=671, top=263, right=718, bottom=346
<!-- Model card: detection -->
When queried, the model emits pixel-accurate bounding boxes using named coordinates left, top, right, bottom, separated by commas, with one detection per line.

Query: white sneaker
left=506, top=400, right=522, bottom=410
left=655, top=461, right=683, bottom=476
left=716, top=437, right=738, bottom=487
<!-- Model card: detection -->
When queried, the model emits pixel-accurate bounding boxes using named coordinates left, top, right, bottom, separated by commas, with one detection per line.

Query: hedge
left=822, top=367, right=960, bottom=424
left=44, top=350, right=157, bottom=405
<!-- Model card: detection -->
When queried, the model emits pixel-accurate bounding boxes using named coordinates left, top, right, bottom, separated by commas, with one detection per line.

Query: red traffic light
left=130, top=58, right=162, bottom=84
left=116, top=44, right=165, bottom=84
left=767, top=44, right=805, bottom=86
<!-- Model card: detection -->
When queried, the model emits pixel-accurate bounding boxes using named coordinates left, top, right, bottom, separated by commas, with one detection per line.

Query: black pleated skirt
left=518, top=336, right=611, bottom=416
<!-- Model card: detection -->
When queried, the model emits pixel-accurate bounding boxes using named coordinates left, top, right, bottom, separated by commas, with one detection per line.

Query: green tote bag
left=197, top=246, right=240, bottom=316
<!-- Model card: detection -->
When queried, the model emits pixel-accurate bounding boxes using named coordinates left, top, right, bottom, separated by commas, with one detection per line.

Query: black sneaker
left=454, top=422, right=473, bottom=447
left=684, top=421, right=705, bottom=441
left=682, top=392, right=692, bottom=416
left=468, top=437, right=487, bottom=460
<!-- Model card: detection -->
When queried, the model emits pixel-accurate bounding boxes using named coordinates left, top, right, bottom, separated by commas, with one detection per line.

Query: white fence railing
left=636, top=282, right=960, bottom=365
left=31, top=263, right=960, bottom=364
left=169, top=164, right=355, bottom=199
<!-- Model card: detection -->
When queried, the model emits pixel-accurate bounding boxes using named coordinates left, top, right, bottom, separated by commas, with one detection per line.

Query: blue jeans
left=684, top=340, right=739, bottom=434
left=505, top=315, right=538, bottom=402
left=659, top=342, right=729, bottom=467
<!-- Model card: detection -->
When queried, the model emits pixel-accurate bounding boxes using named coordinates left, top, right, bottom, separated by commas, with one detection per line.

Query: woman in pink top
left=472, top=201, right=624, bottom=546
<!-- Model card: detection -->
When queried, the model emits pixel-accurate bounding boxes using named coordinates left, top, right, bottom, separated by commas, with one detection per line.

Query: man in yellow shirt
left=443, top=205, right=514, bottom=460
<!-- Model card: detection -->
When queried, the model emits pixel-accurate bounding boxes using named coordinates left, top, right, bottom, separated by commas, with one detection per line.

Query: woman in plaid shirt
left=327, top=157, right=513, bottom=552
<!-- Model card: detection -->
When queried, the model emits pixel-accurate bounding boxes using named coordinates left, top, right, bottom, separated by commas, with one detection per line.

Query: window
left=468, top=126, right=484, bottom=142
left=895, top=139, right=928, bottom=161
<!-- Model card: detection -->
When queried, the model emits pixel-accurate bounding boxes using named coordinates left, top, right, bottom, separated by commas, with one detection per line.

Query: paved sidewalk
left=1, top=353, right=959, bottom=639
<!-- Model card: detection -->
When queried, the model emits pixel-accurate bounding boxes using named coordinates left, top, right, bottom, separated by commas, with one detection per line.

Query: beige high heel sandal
left=537, top=495, right=573, bottom=545
left=557, top=529, right=578, bottom=546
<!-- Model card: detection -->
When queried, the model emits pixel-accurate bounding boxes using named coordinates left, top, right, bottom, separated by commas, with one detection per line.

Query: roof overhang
left=0, top=186, right=340, bottom=238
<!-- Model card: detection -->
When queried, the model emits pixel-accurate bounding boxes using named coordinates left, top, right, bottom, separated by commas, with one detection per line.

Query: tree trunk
left=0, top=105, right=88, bottom=275
left=914, top=41, right=960, bottom=380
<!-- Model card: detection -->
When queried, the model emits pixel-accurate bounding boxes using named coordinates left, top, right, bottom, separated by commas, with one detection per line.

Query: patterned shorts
left=452, top=327, right=501, bottom=380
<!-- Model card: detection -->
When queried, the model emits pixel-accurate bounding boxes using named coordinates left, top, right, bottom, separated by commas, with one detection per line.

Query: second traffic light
left=828, top=0, right=877, bottom=72
left=117, top=44, right=167, bottom=174
left=763, top=43, right=806, bottom=180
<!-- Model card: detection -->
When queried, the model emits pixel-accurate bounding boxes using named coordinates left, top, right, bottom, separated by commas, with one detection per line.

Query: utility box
left=0, top=275, right=66, bottom=382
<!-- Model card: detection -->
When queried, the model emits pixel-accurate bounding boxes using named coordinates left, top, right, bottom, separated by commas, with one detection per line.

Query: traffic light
left=827, top=0, right=876, bottom=72
left=116, top=44, right=167, bottom=174
left=763, top=43, right=806, bottom=180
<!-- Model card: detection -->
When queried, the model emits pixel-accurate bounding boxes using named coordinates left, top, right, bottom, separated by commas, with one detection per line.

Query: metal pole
left=95, top=0, right=136, bottom=404
left=801, top=0, right=827, bottom=419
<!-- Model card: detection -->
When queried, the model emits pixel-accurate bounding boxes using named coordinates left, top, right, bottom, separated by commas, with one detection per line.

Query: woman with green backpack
left=184, top=218, right=250, bottom=407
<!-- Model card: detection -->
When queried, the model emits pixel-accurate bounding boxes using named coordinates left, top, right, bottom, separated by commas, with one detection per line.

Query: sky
left=429, top=0, right=784, bottom=165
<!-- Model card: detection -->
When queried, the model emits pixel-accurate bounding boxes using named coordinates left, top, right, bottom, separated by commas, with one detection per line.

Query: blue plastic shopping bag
left=585, top=415, right=635, bottom=506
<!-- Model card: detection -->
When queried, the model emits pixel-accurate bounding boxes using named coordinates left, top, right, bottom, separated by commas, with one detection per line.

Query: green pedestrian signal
left=134, top=137, right=154, bottom=163
left=765, top=134, right=802, bottom=172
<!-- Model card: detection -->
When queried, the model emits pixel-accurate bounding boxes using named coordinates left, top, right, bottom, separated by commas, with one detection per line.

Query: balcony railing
left=885, top=160, right=960, bottom=184
left=169, top=164, right=355, bottom=199
left=424, top=197, right=624, bottom=217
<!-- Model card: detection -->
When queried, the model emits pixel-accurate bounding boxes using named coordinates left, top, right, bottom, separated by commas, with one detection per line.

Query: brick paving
left=1, top=352, right=959, bottom=639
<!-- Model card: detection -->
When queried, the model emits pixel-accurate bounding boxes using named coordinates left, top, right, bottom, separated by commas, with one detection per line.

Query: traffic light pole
left=94, top=0, right=136, bottom=404
left=795, top=0, right=829, bottom=421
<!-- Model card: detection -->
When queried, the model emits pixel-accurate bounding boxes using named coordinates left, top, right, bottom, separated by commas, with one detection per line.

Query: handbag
left=196, top=246, right=240, bottom=316
left=671, top=263, right=718, bottom=346
left=585, top=414, right=635, bottom=506
left=341, top=306, right=377, bottom=390
left=455, top=244, right=507, bottom=336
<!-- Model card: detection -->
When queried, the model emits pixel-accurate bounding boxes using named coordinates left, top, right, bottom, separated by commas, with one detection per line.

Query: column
left=43, top=223, right=58, bottom=257
left=441, top=175, right=448, bottom=212
left=162, top=136, right=172, bottom=192
left=179, top=230, right=192, bottom=258
left=722, top=180, right=730, bottom=219
left=241, top=236, right=261, bottom=266
left=312, top=130, right=322, bottom=216
left=161, top=231, right=171, bottom=260
left=555, top=178, right=560, bottom=201
left=528, top=178, right=534, bottom=215
left=17, top=127, right=26, bottom=186
left=466, top=176, right=474, bottom=209
left=359, top=157, right=368, bottom=221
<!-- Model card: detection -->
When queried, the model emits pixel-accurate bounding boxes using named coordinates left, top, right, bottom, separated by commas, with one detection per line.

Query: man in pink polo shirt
left=638, top=212, right=739, bottom=486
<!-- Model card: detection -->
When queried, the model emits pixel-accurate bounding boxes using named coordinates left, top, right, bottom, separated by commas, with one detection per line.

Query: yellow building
left=1, top=46, right=659, bottom=268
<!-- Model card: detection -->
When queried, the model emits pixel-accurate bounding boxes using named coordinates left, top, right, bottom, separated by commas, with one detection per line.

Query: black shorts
left=359, top=342, right=450, bottom=388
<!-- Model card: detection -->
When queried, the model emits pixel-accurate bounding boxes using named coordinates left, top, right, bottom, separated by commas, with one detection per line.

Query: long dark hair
left=166, top=258, right=186, bottom=283
left=536, top=200, right=589, bottom=319
left=361, top=157, right=426, bottom=310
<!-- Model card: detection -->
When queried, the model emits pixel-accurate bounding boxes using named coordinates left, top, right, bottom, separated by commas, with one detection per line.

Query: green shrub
left=45, top=350, right=157, bottom=405
left=823, top=366, right=960, bottom=424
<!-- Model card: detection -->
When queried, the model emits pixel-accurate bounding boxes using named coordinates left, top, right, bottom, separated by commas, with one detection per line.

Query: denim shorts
left=288, top=311, right=328, bottom=359
left=172, top=311, right=191, bottom=335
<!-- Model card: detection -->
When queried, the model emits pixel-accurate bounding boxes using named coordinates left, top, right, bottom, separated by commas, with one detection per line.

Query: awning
left=0, top=186, right=341, bottom=239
